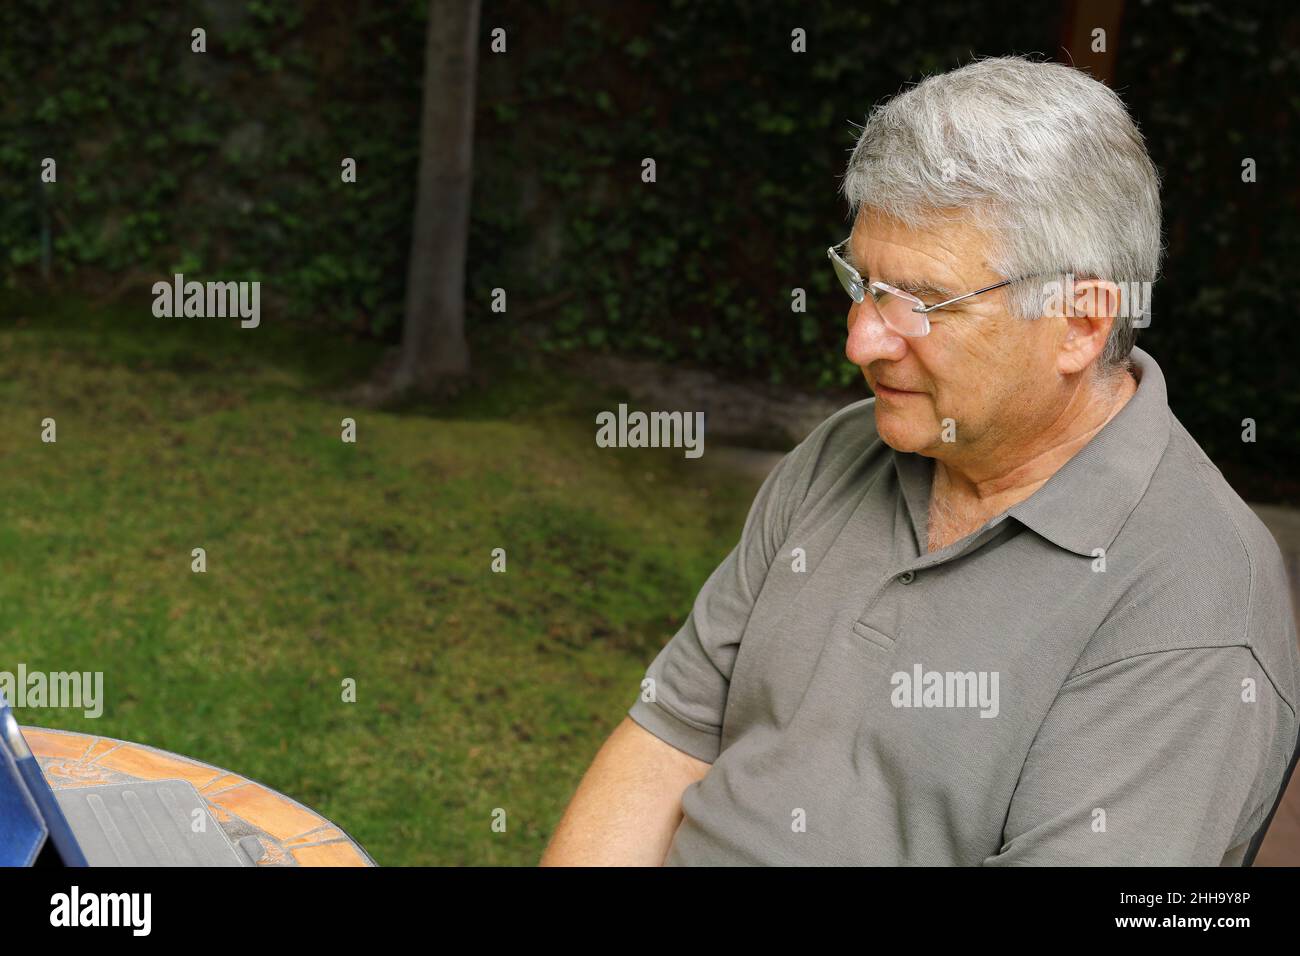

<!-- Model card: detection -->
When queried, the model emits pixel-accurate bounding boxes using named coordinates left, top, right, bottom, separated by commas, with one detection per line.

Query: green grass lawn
left=0, top=292, right=761, bottom=865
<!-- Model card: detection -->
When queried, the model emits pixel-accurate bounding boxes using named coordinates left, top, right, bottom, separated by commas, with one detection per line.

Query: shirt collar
left=891, top=346, right=1172, bottom=558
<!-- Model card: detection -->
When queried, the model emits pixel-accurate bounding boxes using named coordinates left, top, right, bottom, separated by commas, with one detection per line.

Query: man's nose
left=845, top=298, right=908, bottom=367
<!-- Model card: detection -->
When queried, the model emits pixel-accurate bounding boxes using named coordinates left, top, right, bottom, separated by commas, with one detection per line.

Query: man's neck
left=932, top=368, right=1139, bottom=514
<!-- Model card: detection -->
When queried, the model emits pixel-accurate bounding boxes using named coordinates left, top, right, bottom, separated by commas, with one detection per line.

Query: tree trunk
left=1058, top=0, right=1124, bottom=86
left=392, top=0, right=481, bottom=392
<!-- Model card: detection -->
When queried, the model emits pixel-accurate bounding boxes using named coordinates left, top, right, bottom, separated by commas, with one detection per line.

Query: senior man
left=541, top=56, right=1300, bottom=866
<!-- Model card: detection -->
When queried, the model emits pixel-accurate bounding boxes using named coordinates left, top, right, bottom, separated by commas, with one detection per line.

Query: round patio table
left=22, top=726, right=375, bottom=867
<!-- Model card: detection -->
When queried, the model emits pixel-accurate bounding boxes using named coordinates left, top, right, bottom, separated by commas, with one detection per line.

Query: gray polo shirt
left=628, top=346, right=1300, bottom=865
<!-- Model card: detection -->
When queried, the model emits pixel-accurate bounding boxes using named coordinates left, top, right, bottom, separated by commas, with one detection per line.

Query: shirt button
left=898, top=570, right=915, bottom=584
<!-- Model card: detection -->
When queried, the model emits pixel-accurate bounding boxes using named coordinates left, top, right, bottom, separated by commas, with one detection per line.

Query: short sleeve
left=626, top=423, right=830, bottom=763
left=983, top=645, right=1295, bottom=866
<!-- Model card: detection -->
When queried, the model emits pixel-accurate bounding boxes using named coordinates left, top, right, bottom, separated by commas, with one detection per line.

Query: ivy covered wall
left=2, top=0, right=1296, bottom=484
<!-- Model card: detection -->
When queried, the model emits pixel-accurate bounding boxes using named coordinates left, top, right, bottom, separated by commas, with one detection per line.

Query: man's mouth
left=875, top=381, right=923, bottom=397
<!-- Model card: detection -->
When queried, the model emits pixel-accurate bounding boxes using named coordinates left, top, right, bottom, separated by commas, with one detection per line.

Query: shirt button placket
left=897, top=570, right=915, bottom=585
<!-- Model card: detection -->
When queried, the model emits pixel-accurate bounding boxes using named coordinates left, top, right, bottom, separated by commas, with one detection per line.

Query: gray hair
left=840, top=56, right=1162, bottom=379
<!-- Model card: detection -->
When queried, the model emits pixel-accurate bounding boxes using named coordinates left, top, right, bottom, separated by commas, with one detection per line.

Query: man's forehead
left=848, top=212, right=991, bottom=293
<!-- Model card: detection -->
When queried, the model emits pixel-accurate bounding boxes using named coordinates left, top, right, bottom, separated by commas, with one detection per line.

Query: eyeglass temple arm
left=912, top=277, right=1019, bottom=314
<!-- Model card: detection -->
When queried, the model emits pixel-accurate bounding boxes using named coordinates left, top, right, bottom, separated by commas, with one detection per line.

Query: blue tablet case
left=0, top=693, right=88, bottom=866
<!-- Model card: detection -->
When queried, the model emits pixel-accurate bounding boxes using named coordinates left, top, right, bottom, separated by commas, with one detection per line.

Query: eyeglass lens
left=830, top=248, right=929, bottom=336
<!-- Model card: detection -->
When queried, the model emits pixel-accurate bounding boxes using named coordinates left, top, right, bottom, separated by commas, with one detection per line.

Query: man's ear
left=1058, top=277, right=1122, bottom=374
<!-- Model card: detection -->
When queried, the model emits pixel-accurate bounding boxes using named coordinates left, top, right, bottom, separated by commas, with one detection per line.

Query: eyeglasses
left=827, top=237, right=1035, bottom=337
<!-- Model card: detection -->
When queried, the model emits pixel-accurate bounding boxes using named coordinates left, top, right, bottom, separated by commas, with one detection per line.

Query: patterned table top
left=23, top=726, right=374, bottom=867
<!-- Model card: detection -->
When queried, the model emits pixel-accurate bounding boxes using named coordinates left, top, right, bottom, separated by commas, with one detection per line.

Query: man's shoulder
left=1082, top=412, right=1300, bottom=715
left=1154, top=414, right=1293, bottom=621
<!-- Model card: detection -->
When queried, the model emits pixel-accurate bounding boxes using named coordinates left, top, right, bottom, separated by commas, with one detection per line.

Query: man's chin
left=873, top=407, right=935, bottom=454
